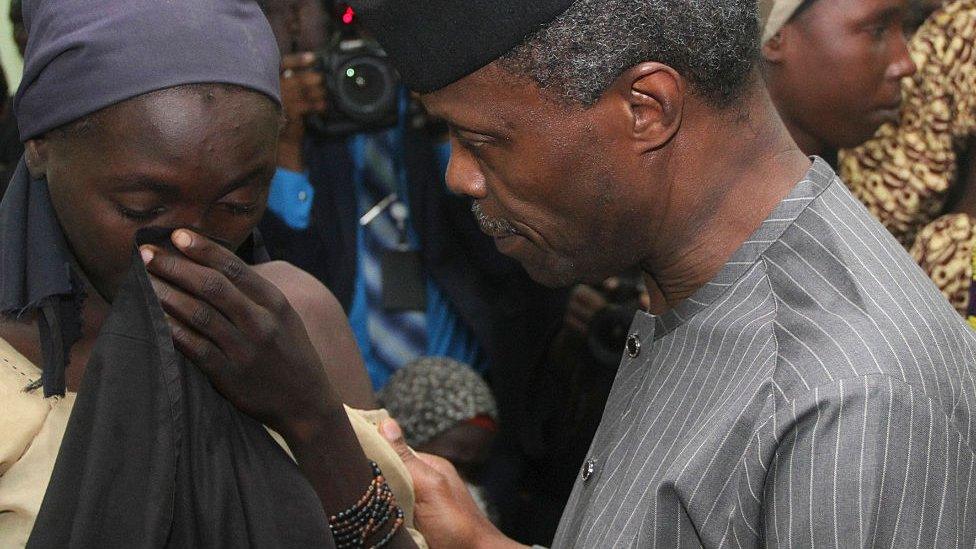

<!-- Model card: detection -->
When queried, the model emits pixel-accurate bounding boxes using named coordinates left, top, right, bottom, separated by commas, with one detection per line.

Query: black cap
left=348, top=0, right=576, bottom=93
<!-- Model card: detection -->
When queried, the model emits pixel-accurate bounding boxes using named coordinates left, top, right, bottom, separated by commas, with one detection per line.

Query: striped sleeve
left=763, top=375, right=976, bottom=548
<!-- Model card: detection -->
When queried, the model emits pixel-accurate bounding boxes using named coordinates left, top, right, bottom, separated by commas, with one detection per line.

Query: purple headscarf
left=13, top=0, right=281, bottom=141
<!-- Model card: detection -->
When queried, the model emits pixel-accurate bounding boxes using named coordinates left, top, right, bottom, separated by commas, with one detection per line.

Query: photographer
left=278, top=51, right=326, bottom=173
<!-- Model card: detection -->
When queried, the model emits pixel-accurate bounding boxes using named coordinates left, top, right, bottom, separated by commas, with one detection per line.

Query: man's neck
left=782, top=116, right=837, bottom=165
left=639, top=92, right=811, bottom=315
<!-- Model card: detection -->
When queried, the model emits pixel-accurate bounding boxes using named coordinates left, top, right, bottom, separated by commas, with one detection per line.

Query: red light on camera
left=341, top=6, right=355, bottom=25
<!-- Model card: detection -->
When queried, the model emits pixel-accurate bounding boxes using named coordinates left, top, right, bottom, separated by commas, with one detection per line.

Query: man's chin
left=521, top=257, right=599, bottom=289
left=522, top=267, right=576, bottom=288
left=496, top=239, right=610, bottom=288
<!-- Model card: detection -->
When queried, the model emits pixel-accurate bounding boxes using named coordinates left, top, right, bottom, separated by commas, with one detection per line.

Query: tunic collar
left=651, top=157, right=836, bottom=339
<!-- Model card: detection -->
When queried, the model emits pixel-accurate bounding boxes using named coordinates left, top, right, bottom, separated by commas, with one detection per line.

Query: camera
left=307, top=2, right=400, bottom=136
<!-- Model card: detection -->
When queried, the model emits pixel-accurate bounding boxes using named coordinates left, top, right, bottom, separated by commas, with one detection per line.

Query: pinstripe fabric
left=550, top=158, right=976, bottom=548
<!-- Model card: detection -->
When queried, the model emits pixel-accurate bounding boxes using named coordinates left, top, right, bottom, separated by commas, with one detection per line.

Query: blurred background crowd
left=0, top=0, right=972, bottom=545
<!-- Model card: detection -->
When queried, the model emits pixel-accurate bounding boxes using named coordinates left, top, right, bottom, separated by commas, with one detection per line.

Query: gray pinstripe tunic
left=550, top=159, right=976, bottom=548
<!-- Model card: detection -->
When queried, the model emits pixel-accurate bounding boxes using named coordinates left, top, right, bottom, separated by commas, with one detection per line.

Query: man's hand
left=564, top=278, right=651, bottom=336
left=564, top=284, right=608, bottom=336
left=279, top=52, right=327, bottom=171
left=379, top=420, right=527, bottom=549
left=140, top=229, right=341, bottom=441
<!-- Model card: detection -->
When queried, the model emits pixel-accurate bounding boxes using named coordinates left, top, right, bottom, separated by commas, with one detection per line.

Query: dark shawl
left=0, top=164, right=335, bottom=548
left=1, top=0, right=335, bottom=545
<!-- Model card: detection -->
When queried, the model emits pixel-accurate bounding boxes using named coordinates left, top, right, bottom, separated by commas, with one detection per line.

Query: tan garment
left=760, top=0, right=805, bottom=43
left=0, top=338, right=426, bottom=548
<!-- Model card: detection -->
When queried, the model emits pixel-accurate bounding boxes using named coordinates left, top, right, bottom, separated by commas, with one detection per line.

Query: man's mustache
left=471, top=203, right=519, bottom=237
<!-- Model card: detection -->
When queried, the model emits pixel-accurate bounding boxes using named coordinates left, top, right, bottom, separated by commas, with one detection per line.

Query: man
left=258, top=2, right=573, bottom=540
left=344, top=0, right=976, bottom=546
left=762, top=0, right=917, bottom=163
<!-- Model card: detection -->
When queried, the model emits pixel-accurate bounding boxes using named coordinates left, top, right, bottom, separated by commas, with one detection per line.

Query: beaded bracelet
left=330, top=478, right=403, bottom=547
left=328, top=461, right=405, bottom=548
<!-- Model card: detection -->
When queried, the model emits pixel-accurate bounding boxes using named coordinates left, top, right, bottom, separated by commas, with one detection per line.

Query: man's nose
left=886, top=32, right=917, bottom=81
left=445, top=143, right=488, bottom=200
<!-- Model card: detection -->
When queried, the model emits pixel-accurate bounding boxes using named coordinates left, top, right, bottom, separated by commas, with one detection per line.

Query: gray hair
left=500, top=0, right=762, bottom=107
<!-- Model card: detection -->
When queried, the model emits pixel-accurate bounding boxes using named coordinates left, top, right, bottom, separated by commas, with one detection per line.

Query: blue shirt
left=266, top=168, right=314, bottom=230
left=267, top=137, right=486, bottom=389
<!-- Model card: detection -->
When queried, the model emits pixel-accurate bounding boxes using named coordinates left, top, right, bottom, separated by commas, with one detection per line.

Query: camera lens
left=341, top=62, right=384, bottom=104
left=335, top=56, right=397, bottom=121
left=311, top=37, right=402, bottom=136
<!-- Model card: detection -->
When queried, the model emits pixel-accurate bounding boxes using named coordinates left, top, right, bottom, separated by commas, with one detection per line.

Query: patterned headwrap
left=378, top=357, right=498, bottom=447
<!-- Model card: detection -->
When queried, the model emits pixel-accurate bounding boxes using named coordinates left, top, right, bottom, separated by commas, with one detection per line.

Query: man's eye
left=865, top=23, right=889, bottom=40
left=459, top=137, right=487, bottom=150
left=451, top=128, right=491, bottom=149
left=117, top=205, right=165, bottom=221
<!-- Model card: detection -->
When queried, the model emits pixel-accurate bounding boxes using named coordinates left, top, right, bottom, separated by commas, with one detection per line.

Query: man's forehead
left=420, top=64, right=555, bottom=133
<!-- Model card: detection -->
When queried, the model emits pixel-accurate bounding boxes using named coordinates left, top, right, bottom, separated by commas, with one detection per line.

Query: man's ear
left=761, top=31, right=787, bottom=63
left=607, top=62, right=685, bottom=154
left=24, top=138, right=49, bottom=180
